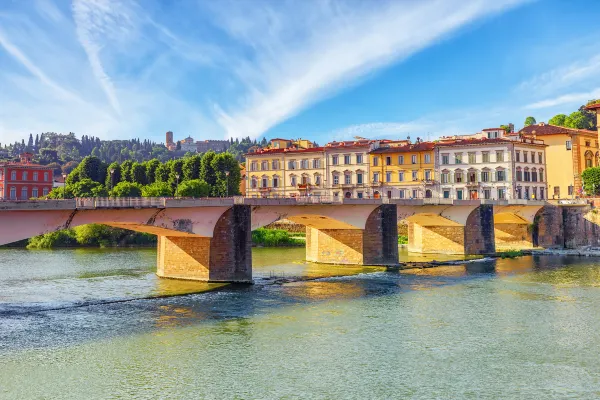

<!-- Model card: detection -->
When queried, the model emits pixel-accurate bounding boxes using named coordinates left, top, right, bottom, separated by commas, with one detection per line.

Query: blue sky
left=1, top=0, right=599, bottom=145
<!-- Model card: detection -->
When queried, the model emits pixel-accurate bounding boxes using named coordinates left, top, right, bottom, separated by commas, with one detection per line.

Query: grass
left=252, top=228, right=305, bottom=247
left=497, top=249, right=524, bottom=259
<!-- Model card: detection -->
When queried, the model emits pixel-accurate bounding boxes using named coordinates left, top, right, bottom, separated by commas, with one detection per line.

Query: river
left=1, top=247, right=600, bottom=399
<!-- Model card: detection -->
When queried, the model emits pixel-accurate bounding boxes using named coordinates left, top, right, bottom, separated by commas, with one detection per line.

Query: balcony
left=370, top=181, right=382, bottom=187
left=421, top=179, right=436, bottom=185
left=466, top=181, right=479, bottom=187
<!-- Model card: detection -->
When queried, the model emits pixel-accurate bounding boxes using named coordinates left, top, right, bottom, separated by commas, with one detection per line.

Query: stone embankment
left=524, top=248, right=600, bottom=257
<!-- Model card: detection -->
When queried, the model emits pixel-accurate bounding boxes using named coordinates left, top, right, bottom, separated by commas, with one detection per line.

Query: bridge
left=1, top=197, right=597, bottom=282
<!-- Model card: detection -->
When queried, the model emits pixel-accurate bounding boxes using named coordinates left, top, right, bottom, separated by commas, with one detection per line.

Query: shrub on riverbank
left=497, top=250, right=524, bottom=259
left=252, top=228, right=304, bottom=247
left=398, top=235, right=408, bottom=244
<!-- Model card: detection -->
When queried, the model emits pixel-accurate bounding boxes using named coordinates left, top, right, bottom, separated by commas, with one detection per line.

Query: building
left=180, top=136, right=197, bottom=152
left=0, top=153, right=54, bottom=200
left=165, top=131, right=175, bottom=151
left=325, top=140, right=373, bottom=199
left=439, top=126, right=513, bottom=142
left=369, top=141, right=436, bottom=199
left=165, top=131, right=230, bottom=153
left=434, top=137, right=548, bottom=200
left=196, top=140, right=229, bottom=153
left=239, top=165, right=246, bottom=196
left=519, top=123, right=598, bottom=198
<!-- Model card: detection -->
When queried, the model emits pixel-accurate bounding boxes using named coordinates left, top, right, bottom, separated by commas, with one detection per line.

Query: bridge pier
left=305, top=205, right=399, bottom=266
left=157, top=206, right=252, bottom=282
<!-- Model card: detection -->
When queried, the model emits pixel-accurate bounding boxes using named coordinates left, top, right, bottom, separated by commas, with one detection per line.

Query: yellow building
left=368, top=141, right=436, bottom=199
left=519, top=123, right=598, bottom=198
left=245, top=149, right=286, bottom=198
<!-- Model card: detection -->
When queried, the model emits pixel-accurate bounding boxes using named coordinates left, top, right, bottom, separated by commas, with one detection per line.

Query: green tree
left=564, top=111, right=591, bottom=130
left=200, top=150, right=217, bottom=187
left=77, top=156, right=105, bottom=183
left=154, top=163, right=170, bottom=183
left=582, top=167, right=600, bottom=195
left=177, top=179, right=211, bottom=197
left=110, top=182, right=142, bottom=197
left=145, top=159, right=161, bottom=184
left=500, top=124, right=512, bottom=134
left=70, top=178, right=108, bottom=197
left=141, top=182, right=173, bottom=197
left=210, top=152, right=241, bottom=196
left=524, top=116, right=536, bottom=126
left=548, top=114, right=568, bottom=127
left=105, top=162, right=122, bottom=190
left=183, top=154, right=202, bottom=181
left=46, top=186, right=74, bottom=199
left=120, top=160, right=134, bottom=182
left=168, top=159, right=184, bottom=188
left=129, top=162, right=147, bottom=185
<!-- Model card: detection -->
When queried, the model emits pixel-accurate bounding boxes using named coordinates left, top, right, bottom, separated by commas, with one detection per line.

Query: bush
left=27, top=229, right=77, bottom=249
left=142, top=182, right=173, bottom=197
left=252, top=228, right=304, bottom=247
left=177, top=179, right=210, bottom=197
left=498, top=250, right=524, bottom=259
left=110, top=182, right=142, bottom=197
left=398, top=235, right=408, bottom=244
left=26, top=224, right=157, bottom=248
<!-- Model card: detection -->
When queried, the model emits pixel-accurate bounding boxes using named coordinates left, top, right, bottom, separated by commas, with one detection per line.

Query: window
left=424, top=170, right=431, bottom=180
left=262, top=178, right=268, bottom=188
left=21, top=187, right=27, bottom=200
left=538, top=152, right=543, bottom=164
left=516, top=169, right=522, bottom=181
left=345, top=174, right=352, bottom=185
left=356, top=154, right=363, bottom=164
left=524, top=187, right=530, bottom=199
left=496, top=151, right=504, bottom=162
left=524, top=169, right=530, bottom=182
left=288, top=160, right=296, bottom=170
left=386, top=156, right=392, bottom=166
left=532, top=170, right=538, bottom=182
left=271, top=160, right=279, bottom=170
left=424, top=154, right=431, bottom=163
left=468, top=152, right=476, bottom=164
left=515, top=151, right=520, bottom=162
left=300, top=159, right=308, bottom=169
left=482, top=152, right=489, bottom=163
left=533, top=187, right=538, bottom=200
left=344, top=155, right=351, bottom=165
left=315, top=175, right=321, bottom=185
left=386, top=172, right=392, bottom=182
left=411, top=155, right=417, bottom=164
left=291, top=176, right=297, bottom=186
left=373, top=157, right=378, bottom=166
left=312, top=159, right=320, bottom=169
left=540, top=188, right=545, bottom=200
left=10, top=187, right=16, bottom=200
left=456, top=189, right=463, bottom=200
left=554, top=186, right=560, bottom=197
left=455, top=171, right=463, bottom=183
left=566, top=141, right=572, bottom=150
left=482, top=171, right=490, bottom=182
left=539, top=169, right=544, bottom=182
left=32, top=187, right=38, bottom=198
left=455, top=153, right=463, bottom=164
left=468, top=171, right=477, bottom=183
left=568, top=185, right=574, bottom=196
left=442, top=154, right=449, bottom=165
left=261, top=161, right=268, bottom=171
left=399, top=172, right=404, bottom=182
left=250, top=162, right=257, bottom=171
left=332, top=155, right=339, bottom=165
left=443, top=190, right=450, bottom=199
left=399, top=189, right=405, bottom=199
left=412, top=171, right=418, bottom=181
left=496, top=170, right=505, bottom=181
left=11, top=171, right=16, bottom=180
left=523, top=152, right=528, bottom=163
left=23, top=171, right=28, bottom=181
left=387, top=191, right=392, bottom=199
left=251, top=178, right=257, bottom=188
left=412, top=189, right=418, bottom=199
left=398, top=155, right=404, bottom=165
left=357, top=192, right=363, bottom=199
left=33, top=172, right=38, bottom=181
left=44, top=172, right=49, bottom=181
left=373, top=172, right=379, bottom=183
left=441, top=172, right=449, bottom=184
left=273, top=177, right=279, bottom=188
left=484, top=189, right=491, bottom=200
left=333, top=175, right=339, bottom=185
left=357, top=173, right=363, bottom=184
left=586, top=141, right=591, bottom=147
left=498, top=188, right=506, bottom=200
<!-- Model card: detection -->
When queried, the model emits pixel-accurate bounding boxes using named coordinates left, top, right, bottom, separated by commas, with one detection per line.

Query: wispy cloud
left=212, top=0, right=527, bottom=139
left=525, top=87, right=600, bottom=109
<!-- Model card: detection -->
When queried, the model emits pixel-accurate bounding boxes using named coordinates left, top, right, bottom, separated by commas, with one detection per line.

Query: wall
left=370, top=149, right=435, bottom=199
left=543, top=134, right=575, bottom=199
left=326, top=146, right=370, bottom=199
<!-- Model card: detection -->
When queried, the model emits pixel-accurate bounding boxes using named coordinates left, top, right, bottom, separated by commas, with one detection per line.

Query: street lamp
left=175, top=173, right=180, bottom=197
left=225, top=170, right=230, bottom=197
left=62, top=173, right=67, bottom=199
left=109, top=168, right=115, bottom=194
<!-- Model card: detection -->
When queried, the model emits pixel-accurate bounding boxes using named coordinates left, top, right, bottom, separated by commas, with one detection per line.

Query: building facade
left=434, top=137, right=547, bottom=200
left=519, top=123, right=598, bottom=198
left=369, top=142, right=436, bottom=199
left=325, top=140, right=372, bottom=199
left=0, top=153, right=54, bottom=200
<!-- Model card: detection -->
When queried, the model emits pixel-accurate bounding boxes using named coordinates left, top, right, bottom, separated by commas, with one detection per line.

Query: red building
left=0, top=153, right=54, bottom=200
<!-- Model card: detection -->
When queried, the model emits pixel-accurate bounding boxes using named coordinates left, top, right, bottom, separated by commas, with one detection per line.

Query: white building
left=435, top=137, right=548, bottom=200
left=324, top=140, right=372, bottom=199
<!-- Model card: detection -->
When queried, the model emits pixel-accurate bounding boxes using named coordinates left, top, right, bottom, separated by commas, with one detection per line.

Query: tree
left=500, top=125, right=512, bottom=134
left=129, top=162, right=147, bottom=185
left=77, top=156, right=105, bottom=183
left=154, top=163, right=170, bottom=183
left=200, top=150, right=217, bottom=187
left=524, top=116, right=536, bottom=127
left=582, top=167, right=600, bottom=195
left=549, top=114, right=568, bottom=127
left=145, top=159, right=161, bottom=184
left=564, top=111, right=590, bottom=130
left=183, top=154, right=202, bottom=181
left=210, top=152, right=241, bottom=196
left=46, top=186, right=74, bottom=199
left=580, top=100, right=599, bottom=130
left=141, top=182, right=173, bottom=197
left=177, top=179, right=211, bottom=197
left=27, top=134, right=34, bottom=151
left=110, top=182, right=142, bottom=197
left=105, top=162, right=122, bottom=190
left=167, top=159, right=184, bottom=188
left=70, top=178, right=108, bottom=197
left=120, top=160, right=134, bottom=182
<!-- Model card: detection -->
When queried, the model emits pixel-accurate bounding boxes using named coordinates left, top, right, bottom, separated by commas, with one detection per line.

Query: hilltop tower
left=166, top=131, right=174, bottom=146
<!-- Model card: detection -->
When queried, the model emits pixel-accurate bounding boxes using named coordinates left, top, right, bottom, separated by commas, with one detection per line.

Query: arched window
left=425, top=189, right=432, bottom=198
left=531, top=167, right=538, bottom=182
left=539, top=168, right=544, bottom=182
left=251, top=177, right=257, bottom=189
left=21, top=187, right=28, bottom=200
left=516, top=167, right=522, bottom=181
left=585, top=150, right=594, bottom=168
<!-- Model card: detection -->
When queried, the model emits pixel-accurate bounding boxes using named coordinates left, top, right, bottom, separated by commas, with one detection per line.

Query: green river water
left=1, top=247, right=600, bottom=399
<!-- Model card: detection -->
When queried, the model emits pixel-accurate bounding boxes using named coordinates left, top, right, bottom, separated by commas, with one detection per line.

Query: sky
left=1, top=0, right=599, bottom=145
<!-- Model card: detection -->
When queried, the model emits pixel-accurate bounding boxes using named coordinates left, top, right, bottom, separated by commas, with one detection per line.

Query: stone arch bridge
left=0, top=197, right=592, bottom=282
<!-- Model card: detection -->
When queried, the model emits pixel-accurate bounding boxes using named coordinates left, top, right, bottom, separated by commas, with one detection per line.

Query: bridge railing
left=76, top=197, right=167, bottom=208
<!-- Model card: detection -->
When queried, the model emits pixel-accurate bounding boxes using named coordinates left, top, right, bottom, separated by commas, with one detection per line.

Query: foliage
left=27, top=229, right=77, bottom=249
left=105, top=162, right=122, bottom=189
left=183, top=154, right=202, bottom=181
left=141, top=182, right=173, bottom=197
left=211, top=152, right=241, bottom=196
left=500, top=124, right=512, bottom=134
left=110, top=182, right=142, bottom=197
left=200, top=150, right=217, bottom=187
left=548, top=113, right=567, bottom=126
left=564, top=111, right=591, bottom=130
left=129, top=162, right=147, bottom=185
left=582, top=167, right=600, bottom=195
left=46, top=186, right=74, bottom=199
left=524, top=116, right=536, bottom=126
left=548, top=100, right=598, bottom=130
left=145, top=159, right=161, bottom=184
left=168, top=159, right=185, bottom=188
left=120, top=160, right=134, bottom=182
left=498, top=250, right=524, bottom=259
left=397, top=235, right=408, bottom=244
left=177, top=179, right=211, bottom=197
left=70, top=178, right=108, bottom=198
left=251, top=228, right=304, bottom=247
left=26, top=224, right=156, bottom=248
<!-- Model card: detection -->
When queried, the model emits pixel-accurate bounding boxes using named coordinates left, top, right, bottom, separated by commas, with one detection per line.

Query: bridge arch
left=493, top=203, right=544, bottom=250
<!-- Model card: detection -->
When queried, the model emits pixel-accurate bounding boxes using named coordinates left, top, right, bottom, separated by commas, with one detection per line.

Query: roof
left=482, top=128, right=504, bottom=131
left=369, top=142, right=435, bottom=154
left=435, top=137, right=546, bottom=148
left=519, top=123, right=596, bottom=137
left=245, top=147, right=325, bottom=156
left=269, top=138, right=292, bottom=142
left=0, top=162, right=53, bottom=169
left=585, top=103, right=600, bottom=110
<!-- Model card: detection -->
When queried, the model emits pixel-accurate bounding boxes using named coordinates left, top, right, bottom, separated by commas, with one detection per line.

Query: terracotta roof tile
left=519, top=123, right=596, bottom=136
left=369, top=142, right=435, bottom=153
